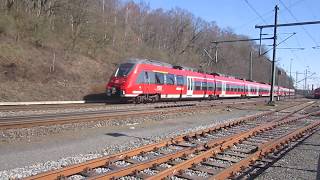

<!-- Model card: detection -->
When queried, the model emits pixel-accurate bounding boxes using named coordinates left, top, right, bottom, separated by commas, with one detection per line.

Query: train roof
left=125, top=58, right=173, bottom=68
left=122, top=58, right=292, bottom=89
left=125, top=58, right=198, bottom=72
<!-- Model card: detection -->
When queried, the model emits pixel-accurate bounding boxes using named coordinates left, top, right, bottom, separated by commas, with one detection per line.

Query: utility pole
left=269, top=5, right=279, bottom=104
left=214, top=43, right=218, bottom=63
left=259, top=28, right=262, bottom=55
left=255, top=15, right=320, bottom=102
left=305, top=68, right=308, bottom=92
left=289, top=59, right=292, bottom=86
left=249, top=51, right=253, bottom=80
left=289, top=59, right=292, bottom=98
left=295, top=71, right=298, bottom=89
left=102, top=0, right=105, bottom=13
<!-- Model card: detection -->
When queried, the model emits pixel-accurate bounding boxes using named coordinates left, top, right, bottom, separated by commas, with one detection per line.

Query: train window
left=216, top=82, right=222, bottom=91
left=208, top=82, right=214, bottom=91
left=195, top=81, right=201, bottom=90
left=114, top=63, right=135, bottom=77
left=155, top=72, right=164, bottom=84
left=136, top=71, right=145, bottom=84
left=148, top=71, right=156, bottom=84
left=202, top=82, right=207, bottom=90
left=166, top=74, right=175, bottom=85
left=177, top=75, right=185, bottom=86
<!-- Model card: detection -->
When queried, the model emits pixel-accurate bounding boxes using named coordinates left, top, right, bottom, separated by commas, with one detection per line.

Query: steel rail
left=24, top=111, right=276, bottom=180
left=0, top=99, right=272, bottom=129
left=93, top=105, right=317, bottom=179
left=0, top=103, right=107, bottom=112
left=24, top=101, right=314, bottom=180
left=145, top=111, right=319, bottom=180
left=210, top=121, right=320, bottom=180
left=0, top=97, right=268, bottom=112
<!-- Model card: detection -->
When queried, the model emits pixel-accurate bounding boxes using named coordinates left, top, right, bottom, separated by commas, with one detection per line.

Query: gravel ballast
left=256, top=128, right=320, bottom=180
left=0, top=100, right=312, bottom=180
left=0, top=108, right=260, bottom=179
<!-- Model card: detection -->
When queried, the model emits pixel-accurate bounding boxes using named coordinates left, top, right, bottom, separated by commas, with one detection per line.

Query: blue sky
left=133, top=0, right=320, bottom=89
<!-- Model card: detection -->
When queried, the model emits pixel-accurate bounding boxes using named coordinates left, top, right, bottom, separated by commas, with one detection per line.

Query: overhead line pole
left=249, top=51, right=253, bottom=80
left=259, top=28, right=262, bottom=55
left=255, top=9, right=320, bottom=104
left=269, top=5, right=279, bottom=105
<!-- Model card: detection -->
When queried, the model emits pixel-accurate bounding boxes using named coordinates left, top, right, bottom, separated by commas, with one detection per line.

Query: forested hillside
left=0, top=0, right=293, bottom=101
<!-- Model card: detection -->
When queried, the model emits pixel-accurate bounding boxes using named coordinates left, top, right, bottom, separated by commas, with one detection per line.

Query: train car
left=106, top=59, right=215, bottom=103
left=215, top=75, right=245, bottom=98
left=244, top=81, right=260, bottom=97
left=106, top=59, right=294, bottom=103
left=314, top=88, right=320, bottom=99
left=257, top=83, right=271, bottom=97
left=290, top=88, right=295, bottom=96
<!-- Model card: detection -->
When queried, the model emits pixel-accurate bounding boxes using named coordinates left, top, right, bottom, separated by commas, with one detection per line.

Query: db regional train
left=106, top=59, right=294, bottom=103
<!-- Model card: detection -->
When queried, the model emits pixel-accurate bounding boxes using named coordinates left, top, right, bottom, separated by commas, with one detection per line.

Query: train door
left=143, top=71, right=150, bottom=95
left=203, top=76, right=207, bottom=99
left=187, top=77, right=193, bottom=96
left=221, top=82, right=226, bottom=97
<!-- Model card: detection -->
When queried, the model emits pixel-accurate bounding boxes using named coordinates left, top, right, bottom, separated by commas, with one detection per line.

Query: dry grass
left=0, top=35, right=112, bottom=101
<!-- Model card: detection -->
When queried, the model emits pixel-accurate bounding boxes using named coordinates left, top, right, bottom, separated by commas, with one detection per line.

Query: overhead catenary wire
left=244, top=0, right=268, bottom=24
left=261, top=32, right=296, bottom=56
left=244, top=0, right=309, bottom=61
left=279, top=0, right=319, bottom=46
left=247, top=0, right=305, bottom=77
left=238, top=0, right=307, bottom=32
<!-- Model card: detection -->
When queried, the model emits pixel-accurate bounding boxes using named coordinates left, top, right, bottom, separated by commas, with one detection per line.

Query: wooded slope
left=0, top=0, right=292, bottom=101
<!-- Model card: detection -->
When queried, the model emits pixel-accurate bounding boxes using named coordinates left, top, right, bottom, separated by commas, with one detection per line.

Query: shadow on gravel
left=105, top=132, right=153, bottom=141
left=83, top=93, right=109, bottom=103
left=300, top=143, right=320, bottom=147
left=83, top=93, right=127, bottom=104
left=237, top=131, right=317, bottom=180
left=105, top=132, right=127, bottom=137
left=269, top=165, right=316, bottom=172
left=317, top=152, right=320, bottom=180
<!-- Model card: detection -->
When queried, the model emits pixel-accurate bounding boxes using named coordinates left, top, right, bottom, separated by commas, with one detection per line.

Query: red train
left=106, top=59, right=294, bottom=103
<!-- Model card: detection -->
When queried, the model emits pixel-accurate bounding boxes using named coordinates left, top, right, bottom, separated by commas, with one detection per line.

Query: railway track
left=0, top=98, right=269, bottom=112
left=24, top=101, right=319, bottom=180
left=0, top=102, right=108, bottom=112
left=0, top=99, right=272, bottom=129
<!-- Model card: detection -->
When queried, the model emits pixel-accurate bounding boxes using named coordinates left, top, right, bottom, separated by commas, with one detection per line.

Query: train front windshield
left=114, top=63, right=135, bottom=77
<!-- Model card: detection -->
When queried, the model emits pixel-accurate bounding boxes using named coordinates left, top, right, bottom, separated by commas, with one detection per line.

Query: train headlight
left=107, top=89, right=111, bottom=96
left=111, top=87, right=116, bottom=94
